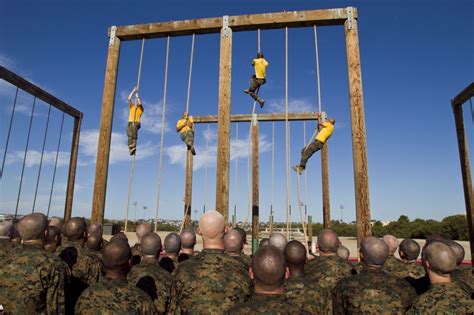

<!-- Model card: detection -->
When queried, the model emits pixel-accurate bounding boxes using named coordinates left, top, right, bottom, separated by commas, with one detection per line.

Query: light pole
left=339, top=204, right=344, bottom=223
left=143, top=206, right=147, bottom=221
left=133, top=201, right=138, bottom=222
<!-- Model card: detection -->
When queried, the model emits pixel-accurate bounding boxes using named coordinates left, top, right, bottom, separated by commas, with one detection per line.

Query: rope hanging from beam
left=1, top=87, right=19, bottom=179
left=233, top=123, right=238, bottom=226
left=285, top=27, right=291, bottom=239
left=47, top=112, right=65, bottom=218
left=203, top=123, right=210, bottom=213
left=270, top=121, right=275, bottom=230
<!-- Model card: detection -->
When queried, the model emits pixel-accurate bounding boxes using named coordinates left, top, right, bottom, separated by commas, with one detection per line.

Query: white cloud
left=268, top=97, right=316, bottom=113
left=5, top=150, right=70, bottom=168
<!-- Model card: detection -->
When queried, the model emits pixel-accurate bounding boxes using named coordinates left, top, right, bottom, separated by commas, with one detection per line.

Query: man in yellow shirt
left=244, top=52, right=269, bottom=108
left=127, top=86, right=144, bottom=156
left=176, top=112, right=196, bottom=155
left=293, top=117, right=335, bottom=174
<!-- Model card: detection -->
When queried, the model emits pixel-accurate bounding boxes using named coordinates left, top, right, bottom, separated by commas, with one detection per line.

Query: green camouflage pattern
left=229, top=254, right=250, bottom=271
left=393, top=261, right=425, bottom=279
left=89, top=250, right=103, bottom=264
left=228, top=293, right=305, bottom=314
left=305, top=255, right=353, bottom=290
left=452, top=266, right=474, bottom=296
left=0, top=243, right=68, bottom=314
left=383, top=255, right=404, bottom=274
left=284, top=275, right=331, bottom=314
left=240, top=253, right=252, bottom=269
left=332, top=268, right=417, bottom=314
left=127, top=260, right=172, bottom=314
left=0, top=237, right=12, bottom=261
left=169, top=248, right=250, bottom=314
left=75, top=277, right=156, bottom=315
left=408, top=282, right=474, bottom=314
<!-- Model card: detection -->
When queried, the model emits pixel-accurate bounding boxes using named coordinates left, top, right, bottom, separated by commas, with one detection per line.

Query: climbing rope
left=154, top=36, right=170, bottom=232
left=233, top=123, right=238, bottom=226
left=285, top=27, right=291, bottom=239
left=32, top=104, right=52, bottom=212
left=46, top=112, right=65, bottom=218
left=470, top=97, right=473, bottom=126
left=270, top=122, right=275, bottom=226
left=303, top=121, right=308, bottom=214
left=313, top=25, right=322, bottom=114
left=1, top=87, right=19, bottom=179
left=203, top=124, right=210, bottom=213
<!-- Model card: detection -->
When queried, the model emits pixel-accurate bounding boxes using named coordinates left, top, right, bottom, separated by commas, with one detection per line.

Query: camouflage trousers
left=247, top=77, right=266, bottom=105
left=180, top=130, right=194, bottom=148
left=299, top=140, right=324, bottom=169
left=127, top=122, right=141, bottom=155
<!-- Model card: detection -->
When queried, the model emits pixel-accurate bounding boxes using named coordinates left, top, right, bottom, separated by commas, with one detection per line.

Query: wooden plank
left=344, top=18, right=372, bottom=246
left=113, top=8, right=356, bottom=41
left=321, top=143, right=331, bottom=228
left=64, top=117, right=82, bottom=221
left=452, top=104, right=474, bottom=266
left=0, top=66, right=82, bottom=119
left=183, top=151, right=193, bottom=229
left=452, top=82, right=474, bottom=107
left=251, top=123, right=259, bottom=255
left=194, top=112, right=320, bottom=124
left=91, top=36, right=121, bottom=223
left=215, top=25, right=232, bottom=222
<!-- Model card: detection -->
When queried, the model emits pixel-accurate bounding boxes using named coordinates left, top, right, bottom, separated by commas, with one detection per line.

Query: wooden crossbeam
left=193, top=112, right=319, bottom=124
left=112, top=8, right=356, bottom=41
left=452, top=82, right=474, bottom=107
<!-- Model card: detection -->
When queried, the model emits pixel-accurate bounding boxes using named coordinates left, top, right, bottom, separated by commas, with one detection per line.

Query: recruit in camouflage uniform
left=383, top=255, right=404, bottom=274
left=228, top=294, right=306, bottom=314
left=75, top=277, right=156, bottom=314
left=393, top=261, right=425, bottom=279
left=0, top=243, right=69, bottom=314
left=408, top=282, right=474, bottom=314
left=452, top=266, right=474, bottom=297
left=169, top=248, right=251, bottom=314
left=240, top=252, right=252, bottom=268
left=127, top=260, right=172, bottom=314
left=332, top=268, right=417, bottom=314
left=284, top=275, right=331, bottom=314
left=0, top=237, right=12, bottom=261
left=229, top=254, right=251, bottom=271
left=305, top=255, right=353, bottom=290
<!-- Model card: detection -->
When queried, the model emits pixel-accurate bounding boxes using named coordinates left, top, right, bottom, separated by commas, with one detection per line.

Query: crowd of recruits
left=0, top=210, right=472, bottom=314
left=126, top=52, right=335, bottom=173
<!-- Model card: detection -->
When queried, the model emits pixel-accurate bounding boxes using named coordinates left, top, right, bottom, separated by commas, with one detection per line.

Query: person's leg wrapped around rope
left=299, top=140, right=324, bottom=169
left=127, top=122, right=139, bottom=155
left=181, top=130, right=196, bottom=155
left=246, top=76, right=265, bottom=107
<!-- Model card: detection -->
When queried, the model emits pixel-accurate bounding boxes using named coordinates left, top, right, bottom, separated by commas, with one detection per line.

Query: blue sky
left=0, top=0, right=473, bottom=224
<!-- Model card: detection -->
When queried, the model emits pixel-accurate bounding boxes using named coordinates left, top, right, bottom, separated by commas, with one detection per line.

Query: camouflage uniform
left=229, top=254, right=250, bottom=271
left=408, top=282, right=474, bottom=314
left=75, top=277, right=156, bottom=314
left=127, top=259, right=172, bottom=314
left=89, top=250, right=103, bottom=264
left=0, top=237, right=12, bottom=261
left=285, top=275, right=330, bottom=314
left=383, top=255, right=404, bottom=274
left=131, top=243, right=142, bottom=266
left=305, top=255, right=353, bottom=290
left=0, top=243, right=68, bottom=314
left=228, top=293, right=305, bottom=314
left=452, top=266, right=474, bottom=297
left=240, top=252, right=252, bottom=268
left=394, top=261, right=425, bottom=279
left=332, top=268, right=417, bottom=314
left=169, top=248, right=250, bottom=314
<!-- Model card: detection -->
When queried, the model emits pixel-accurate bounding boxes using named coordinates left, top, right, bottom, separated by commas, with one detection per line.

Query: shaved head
left=284, top=240, right=306, bottom=266
left=361, top=236, right=389, bottom=266
left=445, top=240, right=465, bottom=266
left=88, top=223, right=103, bottom=236
left=224, top=229, right=243, bottom=254
left=164, top=233, right=181, bottom=254
left=234, top=227, right=247, bottom=245
left=87, top=234, right=103, bottom=252
left=252, top=245, right=287, bottom=290
left=49, top=217, right=61, bottom=227
left=180, top=229, right=196, bottom=249
left=17, top=213, right=48, bottom=241
left=260, top=238, right=270, bottom=247
left=45, top=226, right=61, bottom=244
left=103, top=240, right=131, bottom=272
left=423, top=241, right=457, bottom=276
left=110, top=232, right=128, bottom=243
left=269, top=233, right=287, bottom=252
left=141, top=233, right=162, bottom=256
left=0, top=221, right=13, bottom=238
left=317, top=229, right=339, bottom=253
left=399, top=239, right=420, bottom=261
left=382, top=235, right=399, bottom=255
left=136, top=223, right=152, bottom=242
left=199, top=210, right=225, bottom=242
left=63, top=217, right=87, bottom=242
left=337, top=246, right=350, bottom=261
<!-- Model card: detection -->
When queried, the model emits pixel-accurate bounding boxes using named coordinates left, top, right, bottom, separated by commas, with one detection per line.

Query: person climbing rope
left=176, top=112, right=196, bottom=155
left=293, top=115, right=335, bottom=174
left=243, top=52, right=268, bottom=108
left=127, top=86, right=144, bottom=156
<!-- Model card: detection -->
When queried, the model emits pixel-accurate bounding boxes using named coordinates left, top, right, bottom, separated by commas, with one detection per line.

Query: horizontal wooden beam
left=0, top=66, right=82, bottom=119
left=113, top=7, right=356, bottom=41
left=452, top=82, right=474, bottom=107
left=193, top=112, right=319, bottom=124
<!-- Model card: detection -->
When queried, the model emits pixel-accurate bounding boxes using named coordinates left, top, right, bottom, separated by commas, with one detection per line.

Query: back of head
left=444, top=240, right=465, bottom=266
left=136, top=223, right=152, bottom=242
left=180, top=229, right=196, bottom=249
left=337, top=246, right=350, bottom=261
left=269, top=233, right=287, bottom=252
left=259, top=238, right=270, bottom=247
left=252, top=245, right=286, bottom=290
left=86, top=233, right=103, bottom=252
left=102, top=240, right=132, bottom=272
left=284, top=240, right=306, bottom=266
left=361, top=236, right=389, bottom=267
left=382, top=235, right=399, bottom=255
left=399, top=238, right=420, bottom=261
left=88, top=223, right=103, bottom=236
left=49, top=217, right=62, bottom=227
left=317, top=229, right=339, bottom=253
left=224, top=229, right=243, bottom=254
left=64, top=217, right=87, bottom=242
left=257, top=52, right=264, bottom=59
left=141, top=233, right=162, bottom=257
left=234, top=227, right=247, bottom=245
left=17, top=213, right=48, bottom=241
left=423, top=241, right=457, bottom=276
left=110, top=232, right=128, bottom=243
left=46, top=225, right=62, bottom=245
left=0, top=221, right=13, bottom=238
left=164, top=232, right=181, bottom=254
left=199, top=210, right=225, bottom=244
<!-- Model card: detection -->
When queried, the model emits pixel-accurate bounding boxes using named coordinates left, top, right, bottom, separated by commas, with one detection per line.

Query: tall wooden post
left=452, top=104, right=474, bottom=266
left=344, top=14, right=371, bottom=246
left=251, top=122, right=259, bottom=255
left=64, top=116, right=82, bottom=221
left=307, top=215, right=313, bottom=252
left=215, top=18, right=232, bottom=222
left=183, top=151, right=194, bottom=229
left=321, top=143, right=331, bottom=228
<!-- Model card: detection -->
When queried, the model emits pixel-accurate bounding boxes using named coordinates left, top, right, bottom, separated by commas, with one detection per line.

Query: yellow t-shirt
left=176, top=116, right=194, bottom=133
left=252, top=58, right=269, bottom=79
left=315, top=122, right=334, bottom=143
left=128, top=103, right=143, bottom=123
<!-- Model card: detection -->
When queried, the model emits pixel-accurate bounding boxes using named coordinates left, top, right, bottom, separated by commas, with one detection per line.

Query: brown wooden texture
left=91, top=36, right=121, bottom=223
left=321, top=143, right=331, bottom=228
left=183, top=151, right=194, bottom=229
left=64, top=117, right=82, bottom=221
left=344, top=18, right=371, bottom=245
left=215, top=26, right=232, bottom=222
left=452, top=82, right=474, bottom=107
left=113, top=8, right=356, bottom=41
left=194, top=112, right=320, bottom=124
left=452, top=104, right=474, bottom=266
left=307, top=215, right=313, bottom=251
left=252, top=123, right=259, bottom=254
